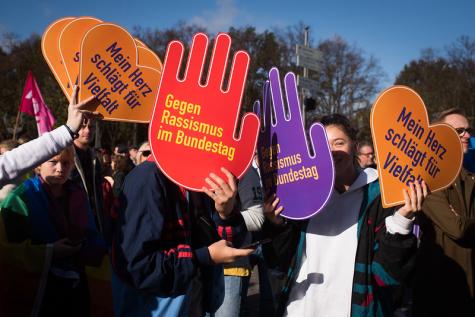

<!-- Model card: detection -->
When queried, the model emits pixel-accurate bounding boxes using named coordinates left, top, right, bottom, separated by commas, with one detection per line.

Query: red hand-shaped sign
left=149, top=33, right=260, bottom=191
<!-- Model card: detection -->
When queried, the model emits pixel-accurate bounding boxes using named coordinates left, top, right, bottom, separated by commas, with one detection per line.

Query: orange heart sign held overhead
left=149, top=33, right=260, bottom=191
left=79, top=23, right=161, bottom=122
left=42, top=17, right=76, bottom=99
left=137, top=46, right=163, bottom=72
left=371, top=85, right=463, bottom=208
left=59, top=17, right=103, bottom=93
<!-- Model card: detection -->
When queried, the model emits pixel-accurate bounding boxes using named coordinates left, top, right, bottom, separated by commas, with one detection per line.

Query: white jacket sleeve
left=0, top=126, right=72, bottom=187
left=241, top=204, right=265, bottom=231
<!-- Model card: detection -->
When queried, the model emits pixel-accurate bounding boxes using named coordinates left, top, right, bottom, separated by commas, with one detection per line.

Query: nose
left=56, top=162, right=64, bottom=173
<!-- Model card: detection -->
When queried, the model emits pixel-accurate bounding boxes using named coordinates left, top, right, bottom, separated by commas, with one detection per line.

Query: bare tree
left=309, top=35, right=385, bottom=119
left=396, top=35, right=475, bottom=123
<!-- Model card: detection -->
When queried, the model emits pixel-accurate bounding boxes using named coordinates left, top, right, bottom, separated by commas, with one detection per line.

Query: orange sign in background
left=149, top=33, right=260, bottom=191
left=371, top=86, right=463, bottom=207
left=59, top=16, right=103, bottom=90
left=41, top=17, right=76, bottom=99
left=79, top=23, right=162, bottom=122
left=42, top=17, right=163, bottom=122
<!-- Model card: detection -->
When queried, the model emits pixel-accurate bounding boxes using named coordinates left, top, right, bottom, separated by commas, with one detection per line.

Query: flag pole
left=13, top=71, right=30, bottom=140
left=12, top=99, right=22, bottom=140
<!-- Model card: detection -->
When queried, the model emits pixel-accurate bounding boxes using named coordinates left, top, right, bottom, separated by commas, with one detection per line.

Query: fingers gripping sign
left=149, top=33, right=260, bottom=191
left=254, top=68, right=334, bottom=220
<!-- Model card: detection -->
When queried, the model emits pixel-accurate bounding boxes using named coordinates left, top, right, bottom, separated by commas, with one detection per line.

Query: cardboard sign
left=79, top=23, right=162, bottom=122
left=42, top=17, right=76, bottom=99
left=138, top=46, right=163, bottom=72
left=255, top=68, right=334, bottom=220
left=371, top=86, right=463, bottom=207
left=59, top=17, right=103, bottom=90
left=135, top=38, right=147, bottom=48
left=149, top=32, right=260, bottom=191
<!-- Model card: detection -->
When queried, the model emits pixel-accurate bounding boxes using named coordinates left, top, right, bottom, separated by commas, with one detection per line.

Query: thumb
left=235, top=113, right=260, bottom=145
left=233, top=248, right=254, bottom=257
left=308, top=123, right=329, bottom=158
left=233, top=113, right=260, bottom=171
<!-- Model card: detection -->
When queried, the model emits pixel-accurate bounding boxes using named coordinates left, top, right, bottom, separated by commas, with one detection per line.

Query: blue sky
left=1, top=0, right=474, bottom=86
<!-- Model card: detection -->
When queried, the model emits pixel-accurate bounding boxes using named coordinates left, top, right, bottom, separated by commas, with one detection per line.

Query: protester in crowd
left=71, top=118, right=107, bottom=236
left=128, top=146, right=138, bottom=165
left=114, top=144, right=135, bottom=171
left=0, top=140, right=19, bottom=155
left=210, top=163, right=265, bottom=317
left=111, top=159, right=255, bottom=317
left=263, top=113, right=428, bottom=316
left=0, top=139, right=22, bottom=202
left=109, top=154, right=130, bottom=197
left=357, top=141, right=376, bottom=169
left=464, top=136, right=475, bottom=173
left=248, top=154, right=276, bottom=316
left=136, top=141, right=151, bottom=165
left=0, top=146, right=106, bottom=316
left=97, top=147, right=113, bottom=177
left=0, top=86, right=99, bottom=187
left=413, top=108, right=475, bottom=317
left=17, top=136, right=30, bottom=145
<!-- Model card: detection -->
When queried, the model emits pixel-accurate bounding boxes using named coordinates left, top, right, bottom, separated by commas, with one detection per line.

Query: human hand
left=208, top=239, right=254, bottom=264
left=202, top=167, right=237, bottom=219
left=254, top=68, right=334, bottom=220
left=149, top=32, right=260, bottom=191
left=264, top=194, right=284, bottom=225
left=396, top=180, right=429, bottom=219
left=53, top=238, right=81, bottom=259
left=66, top=85, right=101, bottom=133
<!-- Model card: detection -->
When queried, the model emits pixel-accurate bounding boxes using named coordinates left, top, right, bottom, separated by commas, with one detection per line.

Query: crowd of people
left=0, top=85, right=473, bottom=317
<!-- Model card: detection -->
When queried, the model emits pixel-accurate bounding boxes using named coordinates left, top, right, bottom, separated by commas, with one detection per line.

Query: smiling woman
left=262, top=113, right=429, bottom=317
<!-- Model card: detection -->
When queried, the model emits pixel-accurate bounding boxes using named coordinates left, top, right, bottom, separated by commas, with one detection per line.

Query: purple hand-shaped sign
left=254, top=68, right=334, bottom=220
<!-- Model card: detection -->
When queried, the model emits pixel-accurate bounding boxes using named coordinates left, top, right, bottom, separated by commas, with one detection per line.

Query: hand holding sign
left=371, top=86, right=463, bottom=207
left=254, top=68, right=334, bottom=220
left=149, top=33, right=260, bottom=191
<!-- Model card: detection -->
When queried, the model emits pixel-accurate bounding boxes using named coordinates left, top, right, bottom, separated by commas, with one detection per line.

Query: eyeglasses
left=455, top=127, right=472, bottom=135
left=358, top=152, right=374, bottom=157
left=140, top=150, right=151, bottom=157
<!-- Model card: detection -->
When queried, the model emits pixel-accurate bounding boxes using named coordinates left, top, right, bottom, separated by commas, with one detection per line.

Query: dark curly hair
left=319, top=113, right=357, bottom=141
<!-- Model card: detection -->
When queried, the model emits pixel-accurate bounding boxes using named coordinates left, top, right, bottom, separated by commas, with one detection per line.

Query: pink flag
left=19, top=71, right=56, bottom=135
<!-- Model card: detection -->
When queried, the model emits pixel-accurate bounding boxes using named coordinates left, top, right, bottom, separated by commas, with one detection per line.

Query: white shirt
left=285, top=168, right=412, bottom=317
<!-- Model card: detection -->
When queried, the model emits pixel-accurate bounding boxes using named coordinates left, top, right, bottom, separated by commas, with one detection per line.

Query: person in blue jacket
left=111, top=157, right=254, bottom=317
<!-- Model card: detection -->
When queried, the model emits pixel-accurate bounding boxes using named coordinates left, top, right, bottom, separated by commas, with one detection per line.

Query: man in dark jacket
left=70, top=118, right=106, bottom=235
left=414, top=108, right=475, bottom=317
left=111, top=160, right=254, bottom=316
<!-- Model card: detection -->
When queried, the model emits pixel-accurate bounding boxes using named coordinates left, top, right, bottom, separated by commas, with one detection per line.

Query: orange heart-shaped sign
left=79, top=23, right=161, bottom=122
left=42, top=17, right=76, bottom=99
left=137, top=46, right=163, bottom=73
left=59, top=17, right=103, bottom=91
left=135, top=38, right=147, bottom=48
left=371, top=85, right=463, bottom=207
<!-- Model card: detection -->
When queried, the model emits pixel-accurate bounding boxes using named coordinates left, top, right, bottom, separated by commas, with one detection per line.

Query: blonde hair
left=40, top=146, right=75, bottom=168
left=57, top=146, right=75, bottom=163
